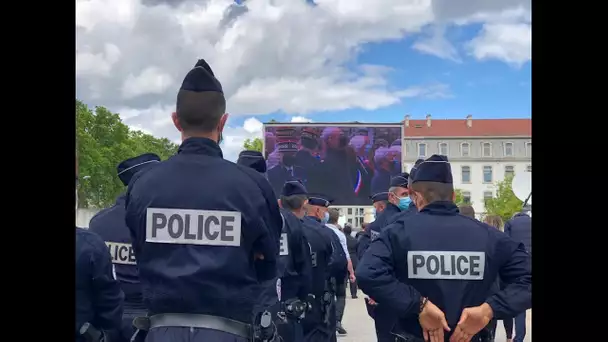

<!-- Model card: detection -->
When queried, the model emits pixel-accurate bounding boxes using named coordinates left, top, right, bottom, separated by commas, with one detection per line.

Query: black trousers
left=335, top=276, right=347, bottom=323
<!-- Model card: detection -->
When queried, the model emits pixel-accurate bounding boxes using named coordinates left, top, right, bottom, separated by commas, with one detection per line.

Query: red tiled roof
left=404, top=118, right=531, bottom=137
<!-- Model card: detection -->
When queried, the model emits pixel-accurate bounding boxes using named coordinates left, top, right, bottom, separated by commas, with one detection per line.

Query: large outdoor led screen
left=264, top=123, right=403, bottom=206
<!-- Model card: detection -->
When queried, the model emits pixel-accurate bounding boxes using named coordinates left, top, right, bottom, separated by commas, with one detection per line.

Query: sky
left=76, top=0, right=531, bottom=162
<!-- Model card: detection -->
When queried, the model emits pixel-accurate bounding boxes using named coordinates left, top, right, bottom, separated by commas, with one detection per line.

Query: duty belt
left=147, top=313, right=253, bottom=339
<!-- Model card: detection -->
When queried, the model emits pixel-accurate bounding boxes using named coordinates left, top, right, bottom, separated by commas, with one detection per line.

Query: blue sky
left=230, top=25, right=531, bottom=128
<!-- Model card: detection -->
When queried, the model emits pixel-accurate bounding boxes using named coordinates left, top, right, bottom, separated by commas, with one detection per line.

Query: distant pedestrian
left=342, top=224, right=359, bottom=298
left=458, top=204, right=476, bottom=219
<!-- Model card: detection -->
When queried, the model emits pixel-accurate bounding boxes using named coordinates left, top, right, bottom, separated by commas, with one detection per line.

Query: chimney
left=426, top=114, right=432, bottom=127
left=466, top=114, right=472, bottom=128
left=404, top=114, right=410, bottom=127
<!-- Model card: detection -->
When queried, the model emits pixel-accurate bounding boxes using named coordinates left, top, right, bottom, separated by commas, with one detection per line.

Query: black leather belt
left=148, top=313, right=252, bottom=339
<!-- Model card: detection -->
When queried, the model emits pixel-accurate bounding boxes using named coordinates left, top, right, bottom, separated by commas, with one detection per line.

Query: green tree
left=77, top=100, right=179, bottom=208
left=484, top=175, right=523, bottom=222
left=454, top=189, right=465, bottom=205
left=243, top=137, right=263, bottom=152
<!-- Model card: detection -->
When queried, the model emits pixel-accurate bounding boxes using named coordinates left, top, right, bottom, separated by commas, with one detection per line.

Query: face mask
left=322, top=211, right=329, bottom=224
left=397, top=196, right=412, bottom=210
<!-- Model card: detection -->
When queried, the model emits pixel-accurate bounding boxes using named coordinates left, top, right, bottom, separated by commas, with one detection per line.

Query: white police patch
left=279, top=233, right=289, bottom=256
left=407, top=251, right=485, bottom=280
left=106, top=242, right=137, bottom=265
left=370, top=230, right=380, bottom=241
left=146, top=208, right=241, bottom=247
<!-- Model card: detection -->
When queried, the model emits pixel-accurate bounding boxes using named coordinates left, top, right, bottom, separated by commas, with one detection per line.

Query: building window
left=347, top=208, right=352, bottom=215
left=461, top=166, right=471, bottom=183
left=483, top=165, right=493, bottom=183
left=347, top=218, right=353, bottom=224
left=418, top=143, right=427, bottom=157
left=526, top=165, right=532, bottom=172
left=439, top=142, right=448, bottom=156
left=461, top=142, right=470, bottom=157
left=482, top=142, right=492, bottom=157
left=483, top=191, right=493, bottom=202
left=462, top=191, right=471, bottom=204
left=526, top=142, right=532, bottom=157
left=504, top=142, right=513, bottom=157
left=504, top=165, right=515, bottom=179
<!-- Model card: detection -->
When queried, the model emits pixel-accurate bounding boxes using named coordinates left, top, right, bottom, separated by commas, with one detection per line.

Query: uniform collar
left=386, top=202, right=401, bottom=213
left=420, top=201, right=459, bottom=215
left=307, top=215, right=321, bottom=223
left=178, top=137, right=223, bottom=158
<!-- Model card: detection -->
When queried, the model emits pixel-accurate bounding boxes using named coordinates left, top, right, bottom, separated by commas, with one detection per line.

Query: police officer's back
left=505, top=212, right=532, bottom=255
left=89, top=153, right=160, bottom=342
left=356, top=155, right=532, bottom=342
left=76, top=153, right=124, bottom=342
left=124, top=60, right=282, bottom=342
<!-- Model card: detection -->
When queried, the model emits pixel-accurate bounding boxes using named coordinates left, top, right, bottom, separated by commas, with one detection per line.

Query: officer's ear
left=171, top=112, right=183, bottom=132
left=452, top=191, right=456, bottom=202
left=218, top=113, right=229, bottom=132
left=277, top=199, right=283, bottom=208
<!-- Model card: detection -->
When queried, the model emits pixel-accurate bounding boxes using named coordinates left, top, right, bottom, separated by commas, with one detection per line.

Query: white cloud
left=467, top=22, right=531, bottom=66
left=291, top=116, right=313, bottom=123
left=221, top=117, right=264, bottom=162
left=413, top=25, right=460, bottom=62
left=76, top=0, right=530, bottom=149
left=122, top=66, right=174, bottom=99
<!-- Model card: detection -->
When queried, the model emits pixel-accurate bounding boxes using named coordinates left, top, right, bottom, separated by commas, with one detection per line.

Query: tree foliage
left=484, top=175, right=523, bottom=222
left=77, top=100, right=179, bottom=208
left=454, top=189, right=465, bottom=205
left=243, top=137, right=263, bottom=152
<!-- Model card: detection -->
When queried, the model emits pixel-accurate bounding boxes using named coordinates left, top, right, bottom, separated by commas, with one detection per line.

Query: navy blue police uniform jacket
left=305, top=216, right=348, bottom=279
left=124, top=137, right=282, bottom=324
left=89, top=194, right=142, bottom=306
left=356, top=230, right=370, bottom=261
left=300, top=218, right=333, bottom=297
left=75, top=227, right=124, bottom=342
left=367, top=203, right=401, bottom=246
left=278, top=208, right=313, bottom=301
left=505, top=212, right=532, bottom=255
left=356, top=201, right=532, bottom=339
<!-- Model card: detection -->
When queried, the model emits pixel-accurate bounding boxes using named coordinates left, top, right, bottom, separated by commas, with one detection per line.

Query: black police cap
left=389, top=172, right=410, bottom=188
left=237, top=150, right=267, bottom=173
left=180, top=59, right=223, bottom=93
left=370, top=191, right=389, bottom=203
left=411, top=154, right=453, bottom=184
left=117, top=153, right=161, bottom=186
left=307, top=193, right=333, bottom=207
left=282, top=179, right=307, bottom=197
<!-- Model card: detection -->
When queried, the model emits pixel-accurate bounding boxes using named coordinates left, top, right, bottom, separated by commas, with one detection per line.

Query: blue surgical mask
left=398, top=197, right=412, bottom=210
left=322, top=211, right=329, bottom=224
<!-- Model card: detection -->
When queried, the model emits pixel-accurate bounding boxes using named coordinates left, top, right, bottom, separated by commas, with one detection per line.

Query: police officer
left=238, top=150, right=268, bottom=175
left=76, top=156, right=124, bottom=342
left=305, top=195, right=347, bottom=342
left=297, top=197, right=334, bottom=342
left=356, top=155, right=532, bottom=342
left=89, top=153, right=161, bottom=342
left=357, top=172, right=412, bottom=342
left=355, top=191, right=387, bottom=262
left=382, top=158, right=424, bottom=227
left=124, top=59, right=282, bottom=342
left=274, top=180, right=316, bottom=342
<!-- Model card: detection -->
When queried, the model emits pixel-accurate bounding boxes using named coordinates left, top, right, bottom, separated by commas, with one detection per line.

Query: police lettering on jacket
left=408, top=251, right=485, bottom=280
left=105, top=242, right=137, bottom=265
left=146, top=208, right=241, bottom=246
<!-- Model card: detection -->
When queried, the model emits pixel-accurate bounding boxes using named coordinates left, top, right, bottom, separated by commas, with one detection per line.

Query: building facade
left=402, top=115, right=532, bottom=217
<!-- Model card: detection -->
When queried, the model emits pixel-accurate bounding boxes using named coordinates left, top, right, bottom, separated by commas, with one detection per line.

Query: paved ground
left=339, top=290, right=532, bottom=341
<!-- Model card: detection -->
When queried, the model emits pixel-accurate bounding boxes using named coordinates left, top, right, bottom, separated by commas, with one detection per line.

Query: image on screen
left=264, top=124, right=403, bottom=206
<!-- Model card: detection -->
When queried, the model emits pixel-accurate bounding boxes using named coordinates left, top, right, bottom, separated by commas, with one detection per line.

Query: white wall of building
left=76, top=208, right=100, bottom=228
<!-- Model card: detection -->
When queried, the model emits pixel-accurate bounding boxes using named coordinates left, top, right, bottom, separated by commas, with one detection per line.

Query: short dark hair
left=343, top=224, right=352, bottom=235
left=301, top=138, right=318, bottom=150
left=280, top=194, right=307, bottom=211
left=458, top=205, right=476, bottom=219
left=328, top=208, right=340, bottom=224
left=411, top=181, right=454, bottom=203
left=176, top=90, right=226, bottom=132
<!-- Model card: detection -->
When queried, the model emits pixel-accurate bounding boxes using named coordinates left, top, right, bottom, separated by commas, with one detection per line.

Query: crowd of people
left=264, top=126, right=402, bottom=205
left=75, top=59, right=532, bottom=342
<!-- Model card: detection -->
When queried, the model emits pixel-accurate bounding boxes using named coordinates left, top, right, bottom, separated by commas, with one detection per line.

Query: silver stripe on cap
left=117, top=160, right=159, bottom=176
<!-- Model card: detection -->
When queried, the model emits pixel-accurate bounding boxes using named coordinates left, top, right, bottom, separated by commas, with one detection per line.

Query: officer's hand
left=254, top=253, right=265, bottom=260
left=367, top=297, right=377, bottom=305
left=419, top=300, right=450, bottom=342
left=349, top=272, right=356, bottom=283
left=449, top=303, right=494, bottom=342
